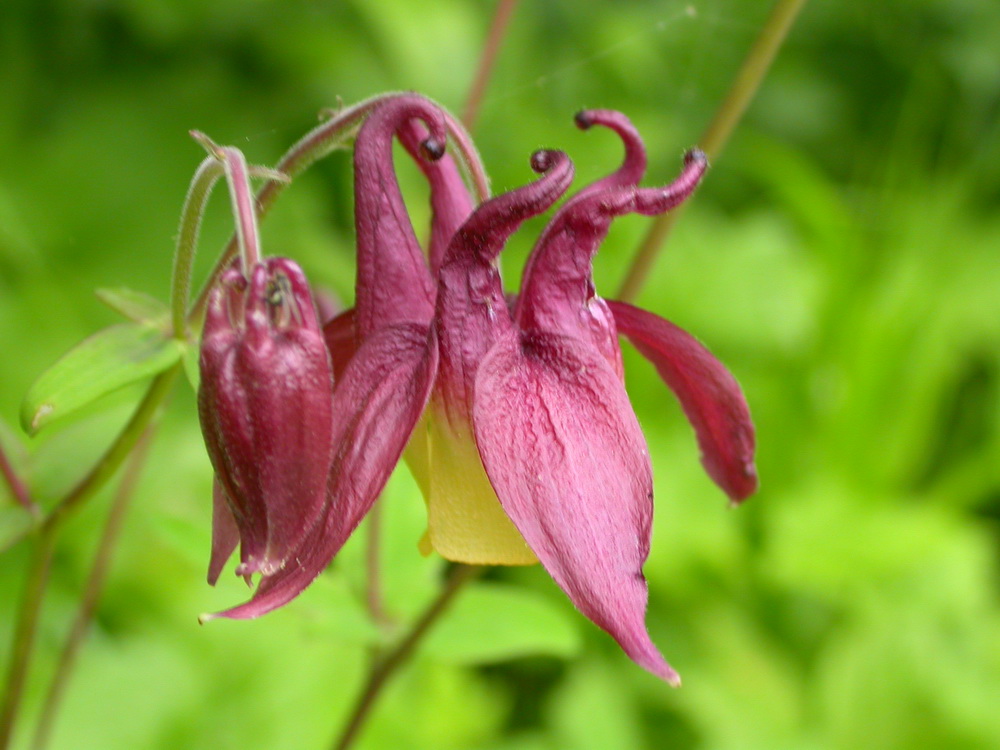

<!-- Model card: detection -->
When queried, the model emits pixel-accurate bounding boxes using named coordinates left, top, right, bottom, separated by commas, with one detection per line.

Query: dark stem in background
left=616, top=0, right=808, bottom=303
left=0, top=441, right=37, bottom=516
left=462, top=0, right=519, bottom=132
left=330, top=565, right=482, bottom=750
left=0, top=531, right=56, bottom=750
left=30, top=429, right=155, bottom=750
left=0, top=365, right=179, bottom=750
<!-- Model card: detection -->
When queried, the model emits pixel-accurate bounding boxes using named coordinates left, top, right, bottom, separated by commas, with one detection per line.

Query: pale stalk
left=462, top=0, right=520, bottom=133
left=617, top=0, right=808, bottom=303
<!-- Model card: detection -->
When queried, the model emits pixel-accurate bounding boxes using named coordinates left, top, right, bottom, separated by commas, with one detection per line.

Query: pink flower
left=204, top=94, right=757, bottom=683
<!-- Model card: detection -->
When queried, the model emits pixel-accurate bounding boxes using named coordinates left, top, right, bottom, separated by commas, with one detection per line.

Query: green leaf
left=21, top=323, right=185, bottom=435
left=422, top=582, right=581, bottom=665
left=182, top=342, right=201, bottom=392
left=95, top=287, right=169, bottom=325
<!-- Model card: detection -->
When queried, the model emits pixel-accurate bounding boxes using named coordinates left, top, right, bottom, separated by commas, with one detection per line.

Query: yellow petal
left=423, top=413, right=537, bottom=565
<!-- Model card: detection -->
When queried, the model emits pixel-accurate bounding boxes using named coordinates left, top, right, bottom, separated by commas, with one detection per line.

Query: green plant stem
left=330, top=564, right=481, bottom=750
left=186, top=94, right=491, bottom=329
left=616, top=0, right=808, bottom=303
left=0, top=365, right=179, bottom=750
left=40, top=366, right=179, bottom=536
left=0, top=530, right=56, bottom=750
left=0, top=440, right=37, bottom=516
left=462, top=0, right=519, bottom=133
left=29, top=429, right=154, bottom=750
left=185, top=96, right=386, bottom=329
left=170, top=156, right=225, bottom=338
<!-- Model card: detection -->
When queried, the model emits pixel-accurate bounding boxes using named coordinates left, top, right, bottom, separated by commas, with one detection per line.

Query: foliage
left=1, top=0, right=998, bottom=748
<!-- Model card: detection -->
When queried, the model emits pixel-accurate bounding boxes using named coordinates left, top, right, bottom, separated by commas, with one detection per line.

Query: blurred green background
left=2, top=0, right=1000, bottom=748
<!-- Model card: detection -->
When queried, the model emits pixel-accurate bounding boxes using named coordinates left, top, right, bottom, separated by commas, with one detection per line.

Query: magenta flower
left=196, top=143, right=336, bottom=587
left=205, top=95, right=757, bottom=683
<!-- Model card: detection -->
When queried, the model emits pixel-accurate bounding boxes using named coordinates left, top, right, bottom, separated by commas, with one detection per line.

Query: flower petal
left=353, top=95, right=446, bottom=336
left=435, top=149, right=574, bottom=425
left=205, top=322, right=438, bottom=620
left=423, top=409, right=538, bottom=565
left=473, top=329, right=679, bottom=684
left=207, top=478, right=239, bottom=586
left=399, top=119, right=475, bottom=276
left=608, top=300, right=757, bottom=503
left=322, top=307, right=357, bottom=382
left=516, top=149, right=707, bottom=338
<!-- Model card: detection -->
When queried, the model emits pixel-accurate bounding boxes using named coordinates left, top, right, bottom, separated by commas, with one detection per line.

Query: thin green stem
left=29, top=429, right=154, bottom=750
left=0, top=531, right=56, bottom=750
left=330, top=564, right=481, bottom=750
left=462, top=0, right=519, bottom=133
left=170, top=156, right=225, bottom=339
left=616, top=0, right=808, bottom=303
left=0, top=366, right=179, bottom=749
left=186, top=93, right=491, bottom=330
left=40, top=366, right=180, bottom=536
left=186, top=96, right=384, bottom=328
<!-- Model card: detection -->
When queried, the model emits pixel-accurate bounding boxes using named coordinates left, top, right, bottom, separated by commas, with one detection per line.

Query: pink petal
left=322, top=307, right=357, bottom=382
left=206, top=322, right=438, bottom=620
left=207, top=478, right=239, bottom=586
left=353, top=96, right=444, bottom=336
left=399, top=119, right=475, bottom=276
left=473, top=329, right=679, bottom=684
left=516, top=150, right=707, bottom=337
left=434, top=150, right=574, bottom=425
left=608, top=300, right=757, bottom=503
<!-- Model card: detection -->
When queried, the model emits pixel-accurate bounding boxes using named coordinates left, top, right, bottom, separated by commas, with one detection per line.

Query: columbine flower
left=208, top=95, right=757, bottom=684
left=196, top=142, right=335, bottom=588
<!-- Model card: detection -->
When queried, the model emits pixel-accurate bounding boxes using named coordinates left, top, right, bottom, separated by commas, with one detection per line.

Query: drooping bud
left=198, top=256, right=335, bottom=580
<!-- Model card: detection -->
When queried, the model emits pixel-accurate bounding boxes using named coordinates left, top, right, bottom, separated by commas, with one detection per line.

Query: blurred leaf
left=182, top=342, right=201, bottom=392
left=96, top=287, right=169, bottom=325
left=423, top=582, right=581, bottom=665
left=548, top=659, right=646, bottom=750
left=20, top=323, right=185, bottom=435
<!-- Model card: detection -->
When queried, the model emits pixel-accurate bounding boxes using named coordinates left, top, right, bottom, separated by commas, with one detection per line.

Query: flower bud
left=198, top=257, right=335, bottom=581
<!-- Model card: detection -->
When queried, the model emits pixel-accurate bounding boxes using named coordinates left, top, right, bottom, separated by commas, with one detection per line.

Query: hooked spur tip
left=684, top=147, right=709, bottom=168
left=420, top=137, right=446, bottom=161
left=530, top=149, right=558, bottom=173
left=574, top=110, right=595, bottom=130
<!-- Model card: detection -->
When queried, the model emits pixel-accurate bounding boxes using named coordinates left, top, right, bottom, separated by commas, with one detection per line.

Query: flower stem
left=330, top=564, right=481, bottom=750
left=186, top=96, right=385, bottom=328
left=170, top=155, right=225, bottom=339
left=0, top=439, right=37, bottom=517
left=0, top=368, right=178, bottom=750
left=29, top=429, right=154, bottom=750
left=0, top=530, right=56, bottom=750
left=39, top=366, right=180, bottom=536
left=462, top=0, right=519, bottom=133
left=186, top=94, right=492, bottom=329
left=616, top=0, right=808, bottom=303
